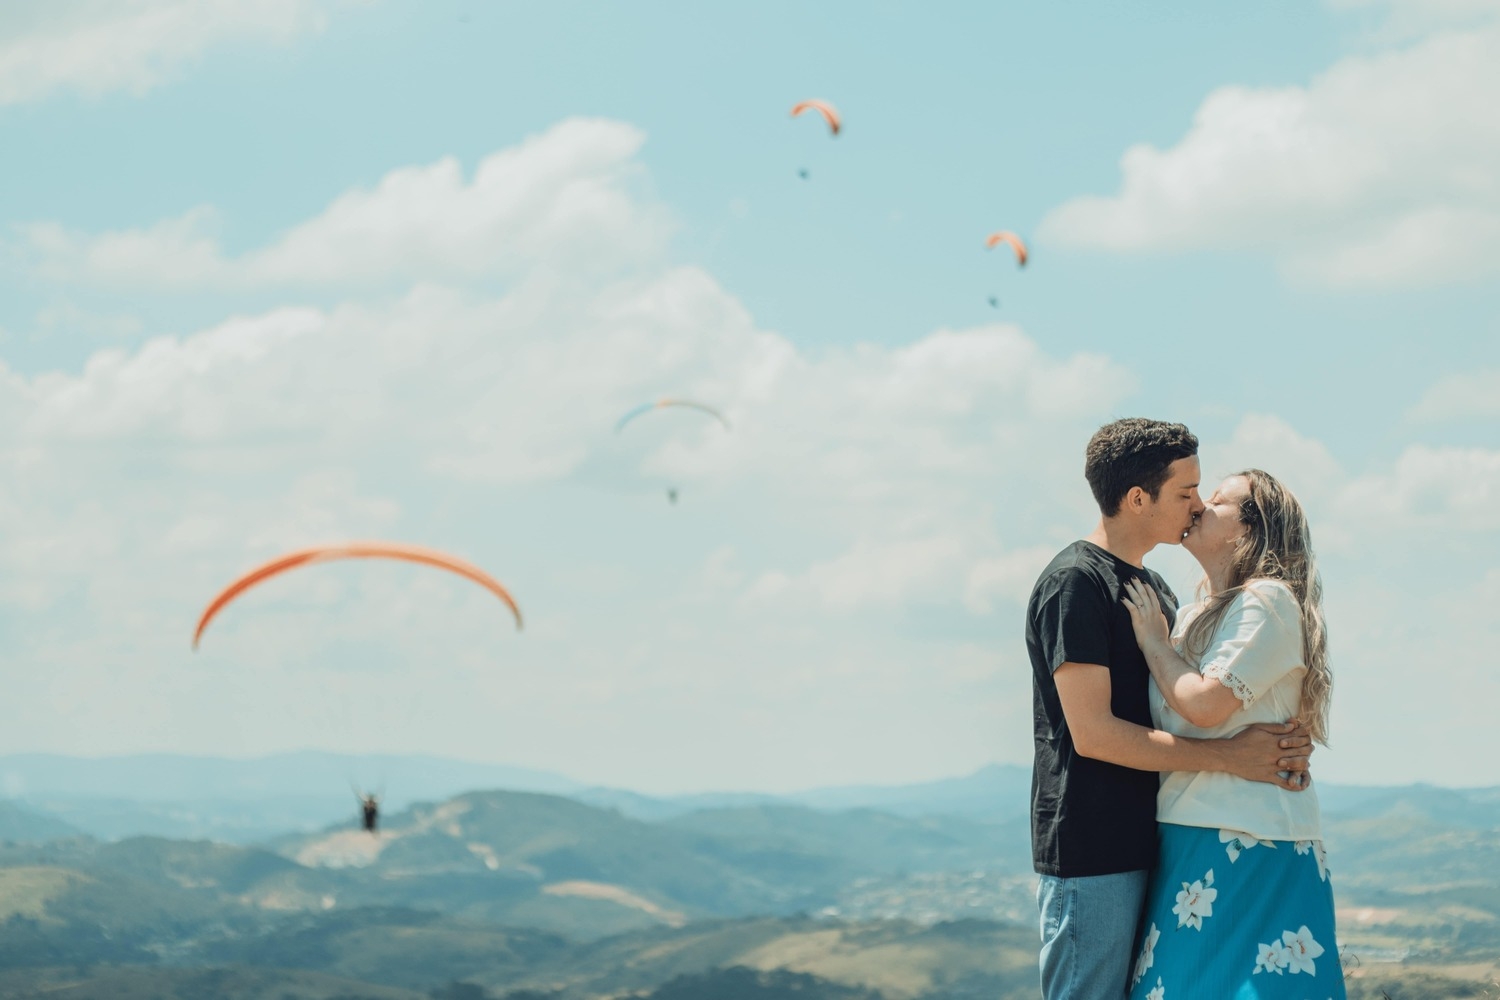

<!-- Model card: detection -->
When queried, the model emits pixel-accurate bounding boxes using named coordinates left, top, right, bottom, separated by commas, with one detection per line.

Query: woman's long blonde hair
left=1182, top=469, right=1332, bottom=744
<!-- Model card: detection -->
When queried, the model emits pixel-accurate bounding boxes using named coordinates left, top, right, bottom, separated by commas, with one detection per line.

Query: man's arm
left=1054, top=662, right=1311, bottom=789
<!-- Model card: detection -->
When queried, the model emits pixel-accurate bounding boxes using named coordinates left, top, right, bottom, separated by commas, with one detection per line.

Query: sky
left=0, top=0, right=1497, bottom=795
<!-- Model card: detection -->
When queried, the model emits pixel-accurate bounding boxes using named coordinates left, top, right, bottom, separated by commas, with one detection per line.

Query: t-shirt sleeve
left=1199, top=581, right=1304, bottom=708
left=1033, top=566, right=1111, bottom=673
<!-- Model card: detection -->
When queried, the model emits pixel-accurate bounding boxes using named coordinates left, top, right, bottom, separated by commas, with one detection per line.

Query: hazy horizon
left=0, top=750, right=1488, bottom=800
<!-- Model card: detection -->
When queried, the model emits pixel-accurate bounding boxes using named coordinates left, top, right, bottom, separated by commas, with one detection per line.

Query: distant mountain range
left=0, top=751, right=580, bottom=842
left=0, top=799, right=84, bottom=843
left=0, top=753, right=1037, bottom=843
left=0, top=779, right=1494, bottom=999
left=0, top=751, right=579, bottom=804
left=0, top=787, right=1025, bottom=942
left=570, top=764, right=1036, bottom=822
left=2, top=750, right=1497, bottom=846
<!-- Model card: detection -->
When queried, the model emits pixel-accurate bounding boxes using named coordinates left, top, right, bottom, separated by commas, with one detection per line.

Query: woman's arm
left=1053, top=661, right=1310, bottom=786
left=1122, top=579, right=1243, bottom=728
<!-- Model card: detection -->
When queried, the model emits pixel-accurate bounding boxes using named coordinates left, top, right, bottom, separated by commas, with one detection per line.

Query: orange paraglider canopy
left=985, top=231, right=1028, bottom=267
left=791, top=99, right=841, bottom=136
left=192, top=541, right=522, bottom=649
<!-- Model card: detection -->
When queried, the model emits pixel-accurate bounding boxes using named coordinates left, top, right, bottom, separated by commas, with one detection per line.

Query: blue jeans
left=1037, top=870, right=1149, bottom=1000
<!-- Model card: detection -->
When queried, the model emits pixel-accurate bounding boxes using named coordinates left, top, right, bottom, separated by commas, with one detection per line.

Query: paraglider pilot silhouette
left=354, top=786, right=382, bottom=834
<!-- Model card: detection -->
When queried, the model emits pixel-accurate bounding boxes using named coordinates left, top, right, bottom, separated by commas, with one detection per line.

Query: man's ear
left=1123, top=485, right=1147, bottom=514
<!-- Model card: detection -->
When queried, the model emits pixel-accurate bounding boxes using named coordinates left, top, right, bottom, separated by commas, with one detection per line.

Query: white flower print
left=1254, top=939, right=1291, bottom=974
left=1294, top=840, right=1331, bottom=881
left=1282, top=925, right=1325, bottom=975
left=1172, top=869, right=1217, bottom=930
left=1145, top=976, right=1165, bottom=1000
left=1220, top=828, right=1277, bottom=863
left=1133, top=922, right=1160, bottom=985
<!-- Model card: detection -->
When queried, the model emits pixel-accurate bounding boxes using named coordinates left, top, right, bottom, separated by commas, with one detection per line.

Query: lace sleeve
left=1194, top=584, right=1303, bottom=710
left=1202, top=661, right=1256, bottom=709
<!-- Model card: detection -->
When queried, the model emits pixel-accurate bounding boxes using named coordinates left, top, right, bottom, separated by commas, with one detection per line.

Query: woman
left=1121, top=469, right=1344, bottom=999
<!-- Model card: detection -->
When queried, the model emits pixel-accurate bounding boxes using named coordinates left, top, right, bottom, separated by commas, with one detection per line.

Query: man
left=1027, top=418, right=1313, bottom=1000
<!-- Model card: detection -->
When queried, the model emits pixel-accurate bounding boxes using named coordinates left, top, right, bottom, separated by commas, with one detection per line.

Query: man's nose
left=1191, top=494, right=1206, bottom=516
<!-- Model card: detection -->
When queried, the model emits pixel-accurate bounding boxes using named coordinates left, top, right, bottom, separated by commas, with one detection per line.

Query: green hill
left=1321, top=784, right=1500, bottom=831
left=202, top=906, right=570, bottom=990
left=640, top=966, right=887, bottom=1000
left=452, top=916, right=1039, bottom=1000
left=664, top=805, right=1024, bottom=885
left=0, top=835, right=342, bottom=921
left=94, top=836, right=315, bottom=894
left=275, top=792, right=857, bottom=928
left=0, top=801, right=84, bottom=844
left=183, top=911, right=1041, bottom=1000
left=0, top=862, right=242, bottom=967
left=0, top=964, right=426, bottom=999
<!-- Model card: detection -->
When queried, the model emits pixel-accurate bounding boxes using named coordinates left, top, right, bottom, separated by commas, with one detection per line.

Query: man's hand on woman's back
left=1217, top=720, right=1314, bottom=790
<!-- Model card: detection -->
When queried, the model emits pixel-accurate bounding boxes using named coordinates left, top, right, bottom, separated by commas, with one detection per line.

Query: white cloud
left=20, top=119, right=669, bottom=292
left=1039, top=20, right=1500, bottom=288
left=1212, top=413, right=1345, bottom=506
left=1408, top=369, right=1500, bottom=423
left=689, top=325, right=1135, bottom=614
left=2, top=117, right=1496, bottom=791
left=22, top=306, right=325, bottom=442
left=1186, top=412, right=1500, bottom=564
left=31, top=303, right=144, bottom=339
left=1343, top=443, right=1500, bottom=532
left=746, top=536, right=969, bottom=612
left=0, top=0, right=340, bottom=107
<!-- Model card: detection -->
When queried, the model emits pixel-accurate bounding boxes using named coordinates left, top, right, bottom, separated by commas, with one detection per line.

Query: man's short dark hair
left=1085, top=418, right=1199, bottom=517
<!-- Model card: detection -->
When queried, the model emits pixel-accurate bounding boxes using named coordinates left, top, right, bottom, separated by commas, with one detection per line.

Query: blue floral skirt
left=1128, top=823, right=1346, bottom=1000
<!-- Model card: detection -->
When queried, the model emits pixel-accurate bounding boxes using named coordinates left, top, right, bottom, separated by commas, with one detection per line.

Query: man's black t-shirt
left=1026, top=540, right=1179, bottom=878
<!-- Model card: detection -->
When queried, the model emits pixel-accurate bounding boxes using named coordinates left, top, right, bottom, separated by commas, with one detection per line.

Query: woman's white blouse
left=1150, top=579, right=1324, bottom=842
